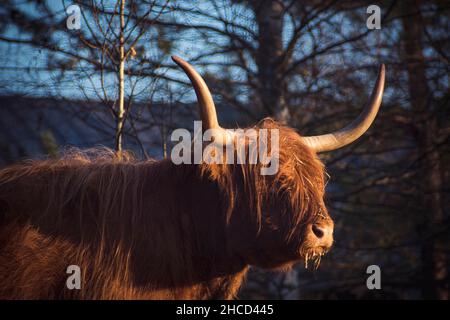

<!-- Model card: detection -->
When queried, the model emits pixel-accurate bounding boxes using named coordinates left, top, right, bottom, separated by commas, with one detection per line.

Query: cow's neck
left=130, top=160, right=250, bottom=299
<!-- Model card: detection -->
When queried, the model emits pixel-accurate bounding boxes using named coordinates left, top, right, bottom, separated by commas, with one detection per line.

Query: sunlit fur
left=0, top=119, right=331, bottom=299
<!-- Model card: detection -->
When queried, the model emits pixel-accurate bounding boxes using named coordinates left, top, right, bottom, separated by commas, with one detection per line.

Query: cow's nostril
left=312, top=224, right=324, bottom=238
left=309, top=222, right=334, bottom=248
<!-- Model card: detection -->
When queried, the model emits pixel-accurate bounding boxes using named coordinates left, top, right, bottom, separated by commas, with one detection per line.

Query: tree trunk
left=401, top=0, right=448, bottom=300
left=250, top=0, right=290, bottom=123
left=115, top=0, right=126, bottom=153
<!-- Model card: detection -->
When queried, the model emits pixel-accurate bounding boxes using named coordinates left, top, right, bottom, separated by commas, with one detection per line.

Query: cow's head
left=172, top=56, right=385, bottom=270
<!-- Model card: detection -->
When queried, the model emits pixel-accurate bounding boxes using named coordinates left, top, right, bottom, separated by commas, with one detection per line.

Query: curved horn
left=171, top=56, right=222, bottom=131
left=302, top=64, right=385, bottom=153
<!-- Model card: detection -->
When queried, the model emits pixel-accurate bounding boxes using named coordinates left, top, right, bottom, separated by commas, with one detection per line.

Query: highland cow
left=0, top=56, right=385, bottom=299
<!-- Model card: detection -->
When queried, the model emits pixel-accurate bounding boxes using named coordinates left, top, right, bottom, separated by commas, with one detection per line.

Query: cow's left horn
left=172, top=56, right=228, bottom=140
left=302, top=64, right=385, bottom=152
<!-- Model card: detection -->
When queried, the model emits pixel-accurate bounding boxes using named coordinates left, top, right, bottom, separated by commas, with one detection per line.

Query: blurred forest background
left=0, top=0, right=448, bottom=299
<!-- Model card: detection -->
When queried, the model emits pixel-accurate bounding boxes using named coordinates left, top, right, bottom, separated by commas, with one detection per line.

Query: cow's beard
left=267, top=248, right=327, bottom=272
left=300, top=247, right=326, bottom=270
left=263, top=234, right=329, bottom=272
left=298, top=239, right=329, bottom=270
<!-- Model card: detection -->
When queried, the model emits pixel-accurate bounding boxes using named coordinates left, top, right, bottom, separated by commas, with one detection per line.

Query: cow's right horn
left=302, top=64, right=385, bottom=153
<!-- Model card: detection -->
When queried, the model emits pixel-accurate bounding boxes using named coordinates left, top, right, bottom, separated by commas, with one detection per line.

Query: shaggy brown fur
left=0, top=119, right=330, bottom=299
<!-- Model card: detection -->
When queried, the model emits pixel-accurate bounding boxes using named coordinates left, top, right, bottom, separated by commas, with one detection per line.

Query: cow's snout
left=308, top=219, right=334, bottom=251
